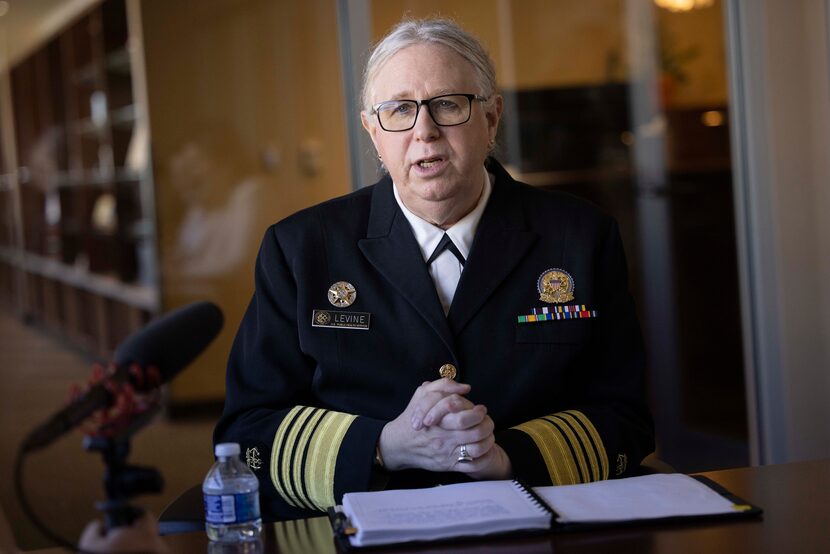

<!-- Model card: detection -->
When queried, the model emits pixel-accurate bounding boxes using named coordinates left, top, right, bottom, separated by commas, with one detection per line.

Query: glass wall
left=349, top=0, right=747, bottom=471
left=0, top=0, right=752, bottom=469
left=141, top=0, right=351, bottom=407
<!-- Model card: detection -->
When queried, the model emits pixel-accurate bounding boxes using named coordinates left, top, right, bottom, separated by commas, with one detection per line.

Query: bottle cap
left=215, top=442, right=241, bottom=457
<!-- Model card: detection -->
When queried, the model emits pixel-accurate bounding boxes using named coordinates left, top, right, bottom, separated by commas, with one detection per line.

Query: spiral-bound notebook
left=329, top=474, right=762, bottom=548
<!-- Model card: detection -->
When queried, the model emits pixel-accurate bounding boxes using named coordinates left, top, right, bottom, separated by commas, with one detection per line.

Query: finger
left=410, top=390, right=450, bottom=429
left=448, top=415, right=495, bottom=449
left=452, top=434, right=495, bottom=466
left=418, top=378, right=471, bottom=396
left=409, top=381, right=471, bottom=429
left=431, top=407, right=480, bottom=432
left=438, top=404, right=493, bottom=432
left=462, top=444, right=513, bottom=480
left=422, top=394, right=474, bottom=427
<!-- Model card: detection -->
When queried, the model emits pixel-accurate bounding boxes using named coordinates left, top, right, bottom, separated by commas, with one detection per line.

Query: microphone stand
left=74, top=403, right=173, bottom=553
left=15, top=301, right=223, bottom=552
left=83, top=405, right=164, bottom=532
left=16, top=394, right=169, bottom=553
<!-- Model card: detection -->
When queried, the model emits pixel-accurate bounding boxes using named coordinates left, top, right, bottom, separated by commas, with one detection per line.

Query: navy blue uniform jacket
left=215, top=159, right=654, bottom=521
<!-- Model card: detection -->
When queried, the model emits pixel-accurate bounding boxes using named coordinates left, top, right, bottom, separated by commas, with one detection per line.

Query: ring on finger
left=457, top=444, right=474, bottom=463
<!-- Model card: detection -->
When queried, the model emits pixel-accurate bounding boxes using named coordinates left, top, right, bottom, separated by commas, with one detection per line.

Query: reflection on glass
left=365, top=0, right=746, bottom=471
left=163, top=131, right=265, bottom=299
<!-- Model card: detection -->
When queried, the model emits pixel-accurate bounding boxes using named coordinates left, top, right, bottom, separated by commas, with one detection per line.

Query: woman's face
left=362, top=43, right=502, bottom=226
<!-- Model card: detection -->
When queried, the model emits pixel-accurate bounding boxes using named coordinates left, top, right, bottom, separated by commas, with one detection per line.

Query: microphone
left=21, top=301, right=224, bottom=453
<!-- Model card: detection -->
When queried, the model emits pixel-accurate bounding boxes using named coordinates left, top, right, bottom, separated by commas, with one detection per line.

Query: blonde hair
left=361, top=18, right=498, bottom=111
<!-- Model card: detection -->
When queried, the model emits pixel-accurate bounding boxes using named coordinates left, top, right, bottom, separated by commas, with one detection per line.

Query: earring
left=487, top=138, right=496, bottom=150
left=377, top=153, right=382, bottom=161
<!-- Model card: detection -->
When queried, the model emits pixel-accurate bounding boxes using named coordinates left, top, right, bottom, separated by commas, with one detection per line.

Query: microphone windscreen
left=113, top=301, right=224, bottom=383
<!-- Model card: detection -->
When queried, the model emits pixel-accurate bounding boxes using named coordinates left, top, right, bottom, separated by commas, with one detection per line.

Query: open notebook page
left=342, top=480, right=550, bottom=547
left=534, top=473, right=740, bottom=523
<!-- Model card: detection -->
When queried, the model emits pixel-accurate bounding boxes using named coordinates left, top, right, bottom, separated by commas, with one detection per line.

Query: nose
left=412, top=104, right=440, bottom=142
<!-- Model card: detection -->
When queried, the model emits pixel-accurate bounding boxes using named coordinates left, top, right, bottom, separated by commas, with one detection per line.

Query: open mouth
left=416, top=157, right=444, bottom=168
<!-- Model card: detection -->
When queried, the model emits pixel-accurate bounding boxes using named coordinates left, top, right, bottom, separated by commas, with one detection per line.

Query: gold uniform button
left=439, top=363, right=457, bottom=380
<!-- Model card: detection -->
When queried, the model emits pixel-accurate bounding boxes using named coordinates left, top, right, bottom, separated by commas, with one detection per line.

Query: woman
left=215, top=18, right=654, bottom=521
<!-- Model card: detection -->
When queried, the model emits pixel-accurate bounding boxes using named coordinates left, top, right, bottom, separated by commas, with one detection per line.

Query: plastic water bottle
left=203, top=442, right=262, bottom=542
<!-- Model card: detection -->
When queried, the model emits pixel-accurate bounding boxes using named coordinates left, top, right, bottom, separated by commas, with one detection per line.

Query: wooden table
left=81, top=458, right=830, bottom=553
left=547, top=457, right=830, bottom=554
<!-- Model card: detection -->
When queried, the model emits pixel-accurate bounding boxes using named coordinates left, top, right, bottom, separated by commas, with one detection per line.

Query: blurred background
left=0, top=0, right=828, bottom=550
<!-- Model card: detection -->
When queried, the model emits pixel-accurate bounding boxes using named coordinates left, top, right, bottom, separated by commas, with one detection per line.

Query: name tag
left=312, top=309, right=371, bottom=330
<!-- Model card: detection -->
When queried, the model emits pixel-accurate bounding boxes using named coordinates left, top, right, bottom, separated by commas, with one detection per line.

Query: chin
left=409, top=179, right=460, bottom=202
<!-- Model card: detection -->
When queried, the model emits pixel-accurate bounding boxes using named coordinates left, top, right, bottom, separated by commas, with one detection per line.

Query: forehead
left=370, top=43, right=479, bottom=101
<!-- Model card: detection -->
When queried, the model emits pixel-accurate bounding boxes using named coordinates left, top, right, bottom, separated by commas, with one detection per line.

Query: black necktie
left=426, top=233, right=466, bottom=266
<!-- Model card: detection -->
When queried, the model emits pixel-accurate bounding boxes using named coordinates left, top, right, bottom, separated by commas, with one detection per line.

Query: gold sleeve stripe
left=271, top=406, right=319, bottom=510
left=305, top=411, right=356, bottom=509
left=547, top=410, right=606, bottom=482
left=563, top=409, right=609, bottom=479
left=270, top=406, right=303, bottom=508
left=270, top=406, right=357, bottom=511
left=512, top=409, right=608, bottom=484
left=542, top=415, right=589, bottom=482
left=512, top=417, right=579, bottom=484
left=288, top=408, right=326, bottom=508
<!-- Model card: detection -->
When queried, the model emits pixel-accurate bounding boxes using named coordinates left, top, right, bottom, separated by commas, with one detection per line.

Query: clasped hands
left=378, top=378, right=511, bottom=479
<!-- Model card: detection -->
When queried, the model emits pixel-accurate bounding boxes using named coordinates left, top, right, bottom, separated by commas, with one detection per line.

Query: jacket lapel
left=448, top=164, right=539, bottom=335
left=358, top=179, right=455, bottom=353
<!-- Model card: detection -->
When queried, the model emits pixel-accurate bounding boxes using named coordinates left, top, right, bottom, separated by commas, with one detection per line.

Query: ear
left=361, top=111, right=381, bottom=151
left=486, top=95, right=504, bottom=141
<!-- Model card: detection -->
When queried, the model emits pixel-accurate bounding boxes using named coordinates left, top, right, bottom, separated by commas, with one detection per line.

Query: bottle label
left=204, top=492, right=261, bottom=524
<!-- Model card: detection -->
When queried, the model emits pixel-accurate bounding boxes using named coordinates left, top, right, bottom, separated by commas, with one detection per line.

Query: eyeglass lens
left=376, top=94, right=473, bottom=131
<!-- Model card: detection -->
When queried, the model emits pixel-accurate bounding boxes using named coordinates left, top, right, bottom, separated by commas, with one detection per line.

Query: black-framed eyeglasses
left=370, top=93, right=488, bottom=132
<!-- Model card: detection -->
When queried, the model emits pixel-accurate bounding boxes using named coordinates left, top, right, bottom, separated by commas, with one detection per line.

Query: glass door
left=342, top=0, right=747, bottom=472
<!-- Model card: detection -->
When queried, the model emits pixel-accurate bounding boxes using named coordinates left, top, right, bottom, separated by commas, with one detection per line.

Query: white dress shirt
left=393, top=170, right=492, bottom=314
